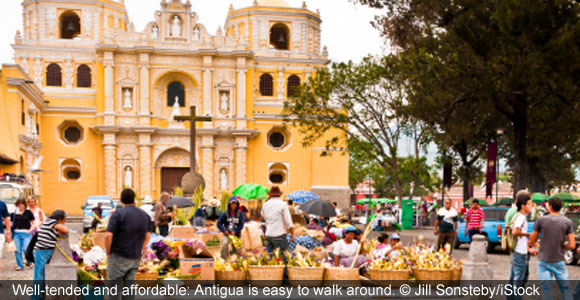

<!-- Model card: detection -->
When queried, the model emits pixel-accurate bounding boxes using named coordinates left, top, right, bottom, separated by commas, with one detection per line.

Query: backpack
left=501, top=212, right=522, bottom=252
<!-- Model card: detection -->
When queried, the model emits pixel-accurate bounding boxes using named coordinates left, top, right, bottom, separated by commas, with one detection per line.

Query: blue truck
left=455, top=207, right=535, bottom=253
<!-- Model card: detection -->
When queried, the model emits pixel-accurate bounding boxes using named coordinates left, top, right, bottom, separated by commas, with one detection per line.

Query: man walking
left=0, top=198, right=11, bottom=271
left=154, top=192, right=173, bottom=236
left=529, top=197, right=575, bottom=300
left=508, top=191, right=537, bottom=300
left=261, top=186, right=294, bottom=254
left=464, top=199, right=485, bottom=242
left=106, top=189, right=151, bottom=290
left=434, top=199, right=458, bottom=252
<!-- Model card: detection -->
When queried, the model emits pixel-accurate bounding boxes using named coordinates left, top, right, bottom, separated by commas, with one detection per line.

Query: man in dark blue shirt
left=105, top=189, right=150, bottom=286
left=0, top=200, right=11, bottom=272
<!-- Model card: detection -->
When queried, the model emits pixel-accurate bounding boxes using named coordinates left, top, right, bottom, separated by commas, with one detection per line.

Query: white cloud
left=0, top=0, right=384, bottom=64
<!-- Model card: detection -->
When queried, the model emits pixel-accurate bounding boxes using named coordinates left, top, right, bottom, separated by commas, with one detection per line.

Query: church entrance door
left=161, top=167, right=189, bottom=194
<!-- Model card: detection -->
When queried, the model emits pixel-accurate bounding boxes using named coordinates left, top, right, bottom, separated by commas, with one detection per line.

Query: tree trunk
left=512, top=109, right=528, bottom=198
left=528, top=157, right=547, bottom=193
left=456, top=141, right=471, bottom=202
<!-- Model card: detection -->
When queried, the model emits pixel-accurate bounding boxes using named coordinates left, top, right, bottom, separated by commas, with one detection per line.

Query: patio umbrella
left=232, top=184, right=269, bottom=200
left=549, top=193, right=580, bottom=202
left=300, top=199, right=336, bottom=217
left=376, top=198, right=396, bottom=204
left=166, top=196, right=195, bottom=208
left=531, top=193, right=547, bottom=204
left=286, top=190, right=320, bottom=204
left=356, top=198, right=370, bottom=205
left=494, top=198, right=513, bottom=206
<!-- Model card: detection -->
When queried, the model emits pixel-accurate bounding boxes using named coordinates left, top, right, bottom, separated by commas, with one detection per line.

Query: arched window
left=61, top=159, right=81, bottom=182
left=269, top=163, right=289, bottom=185
left=59, top=11, right=81, bottom=39
left=46, top=64, right=62, bottom=87
left=259, top=74, right=274, bottom=96
left=167, top=81, right=185, bottom=107
left=76, top=65, right=91, bottom=88
left=287, top=75, right=301, bottom=98
left=270, top=23, right=289, bottom=50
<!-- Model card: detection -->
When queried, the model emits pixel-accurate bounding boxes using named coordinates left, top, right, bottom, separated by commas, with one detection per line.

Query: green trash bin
left=401, top=199, right=414, bottom=230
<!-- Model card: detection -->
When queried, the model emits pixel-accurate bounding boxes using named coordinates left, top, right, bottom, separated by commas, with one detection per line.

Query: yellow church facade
left=0, top=0, right=349, bottom=215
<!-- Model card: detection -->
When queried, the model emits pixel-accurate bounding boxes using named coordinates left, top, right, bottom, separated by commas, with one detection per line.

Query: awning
left=0, top=153, right=18, bottom=165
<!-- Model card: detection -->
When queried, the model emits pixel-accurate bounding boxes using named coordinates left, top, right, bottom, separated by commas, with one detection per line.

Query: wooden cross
left=174, top=105, right=212, bottom=174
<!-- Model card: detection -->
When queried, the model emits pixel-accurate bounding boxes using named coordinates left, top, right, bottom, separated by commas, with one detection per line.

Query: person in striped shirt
left=464, top=199, right=485, bottom=242
left=33, top=210, right=69, bottom=283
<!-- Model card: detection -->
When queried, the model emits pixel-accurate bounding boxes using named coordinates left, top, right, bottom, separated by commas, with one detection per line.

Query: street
left=2, top=225, right=580, bottom=281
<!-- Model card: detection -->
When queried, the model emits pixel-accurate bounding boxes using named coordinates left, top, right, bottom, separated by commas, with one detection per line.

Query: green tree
left=283, top=57, right=412, bottom=205
left=358, top=0, right=580, bottom=194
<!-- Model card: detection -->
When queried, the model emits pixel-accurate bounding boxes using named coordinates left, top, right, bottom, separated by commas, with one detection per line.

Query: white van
left=0, top=182, right=35, bottom=213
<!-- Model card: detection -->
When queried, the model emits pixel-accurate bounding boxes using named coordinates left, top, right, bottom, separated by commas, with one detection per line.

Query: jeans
left=507, top=252, right=529, bottom=300
left=158, top=225, right=169, bottom=237
left=13, top=231, right=32, bottom=269
left=537, top=260, right=572, bottom=300
left=107, top=253, right=141, bottom=300
left=468, top=228, right=481, bottom=242
left=32, top=249, right=54, bottom=300
left=266, top=235, right=289, bottom=282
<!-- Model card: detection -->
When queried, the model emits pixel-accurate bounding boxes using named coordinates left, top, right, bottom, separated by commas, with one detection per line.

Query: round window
left=269, top=132, right=285, bottom=148
left=64, top=126, right=81, bottom=143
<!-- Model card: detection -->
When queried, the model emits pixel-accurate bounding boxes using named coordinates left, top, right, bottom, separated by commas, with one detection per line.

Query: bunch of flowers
left=228, top=235, right=243, bottom=250
left=288, top=252, right=323, bottom=268
left=215, top=255, right=249, bottom=272
left=247, top=249, right=285, bottom=266
left=151, top=240, right=171, bottom=261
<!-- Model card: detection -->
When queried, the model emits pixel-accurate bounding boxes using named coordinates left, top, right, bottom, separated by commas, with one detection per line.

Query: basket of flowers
left=247, top=250, right=285, bottom=287
left=287, top=252, right=324, bottom=287
left=368, top=257, right=410, bottom=286
left=215, top=255, right=248, bottom=285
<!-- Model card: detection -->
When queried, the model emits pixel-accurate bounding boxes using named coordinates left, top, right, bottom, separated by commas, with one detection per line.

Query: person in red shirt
left=464, top=199, right=485, bottom=242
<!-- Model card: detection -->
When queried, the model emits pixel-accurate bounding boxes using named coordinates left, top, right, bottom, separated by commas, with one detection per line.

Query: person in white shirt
left=261, top=186, right=294, bottom=255
left=508, top=191, right=536, bottom=300
left=333, top=226, right=367, bottom=268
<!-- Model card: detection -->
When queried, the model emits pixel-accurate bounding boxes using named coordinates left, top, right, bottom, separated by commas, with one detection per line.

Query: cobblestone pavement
left=2, top=223, right=579, bottom=281
left=0, top=221, right=82, bottom=280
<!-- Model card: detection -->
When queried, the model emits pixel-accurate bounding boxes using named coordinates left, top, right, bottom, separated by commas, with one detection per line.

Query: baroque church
left=0, top=0, right=349, bottom=214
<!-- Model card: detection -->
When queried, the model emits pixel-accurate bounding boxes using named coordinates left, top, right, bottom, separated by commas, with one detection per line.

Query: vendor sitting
left=217, top=197, right=245, bottom=258
left=374, top=233, right=403, bottom=260
left=332, top=226, right=368, bottom=268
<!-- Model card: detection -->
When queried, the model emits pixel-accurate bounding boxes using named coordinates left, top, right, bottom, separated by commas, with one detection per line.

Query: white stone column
left=236, top=57, right=247, bottom=118
left=202, top=55, right=213, bottom=126
left=138, top=52, right=150, bottom=126
left=201, top=146, right=214, bottom=198
left=234, top=137, right=248, bottom=188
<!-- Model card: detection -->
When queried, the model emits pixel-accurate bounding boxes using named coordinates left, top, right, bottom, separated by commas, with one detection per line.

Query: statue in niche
left=170, top=96, right=181, bottom=118
left=220, top=169, right=228, bottom=190
left=151, top=25, right=159, bottom=39
left=220, top=92, right=229, bottom=111
left=123, top=166, right=133, bottom=188
left=193, top=26, right=200, bottom=42
left=171, top=16, right=181, bottom=37
left=123, top=88, right=132, bottom=109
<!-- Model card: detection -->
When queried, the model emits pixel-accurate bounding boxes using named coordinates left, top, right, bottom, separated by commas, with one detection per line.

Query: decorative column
left=138, top=51, right=150, bottom=126
left=104, top=51, right=115, bottom=125
left=202, top=55, right=213, bottom=127
left=137, top=131, right=153, bottom=196
left=200, top=134, right=215, bottom=198
left=236, top=57, right=247, bottom=129
left=234, top=136, right=248, bottom=187
left=103, top=133, right=117, bottom=197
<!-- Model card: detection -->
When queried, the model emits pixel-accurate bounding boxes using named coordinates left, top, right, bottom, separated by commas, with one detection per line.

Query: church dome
left=259, top=0, right=290, bottom=7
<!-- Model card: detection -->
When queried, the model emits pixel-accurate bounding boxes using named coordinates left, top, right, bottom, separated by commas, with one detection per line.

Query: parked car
left=456, top=207, right=535, bottom=253
left=0, top=181, right=34, bottom=213
left=82, top=195, right=114, bottom=232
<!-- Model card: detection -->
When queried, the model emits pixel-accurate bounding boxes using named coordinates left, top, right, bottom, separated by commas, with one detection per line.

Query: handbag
left=6, top=240, right=16, bottom=252
left=501, top=213, right=521, bottom=252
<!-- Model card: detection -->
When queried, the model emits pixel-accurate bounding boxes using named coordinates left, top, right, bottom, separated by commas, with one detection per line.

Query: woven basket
left=215, top=270, right=247, bottom=286
left=451, top=266, right=462, bottom=283
left=136, top=271, right=158, bottom=287
left=323, top=267, right=360, bottom=286
left=413, top=268, right=452, bottom=282
left=368, top=268, right=410, bottom=286
left=248, top=265, right=285, bottom=287
left=288, top=266, right=324, bottom=287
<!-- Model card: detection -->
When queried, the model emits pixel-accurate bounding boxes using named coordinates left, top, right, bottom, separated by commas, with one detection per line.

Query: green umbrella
left=232, top=184, right=269, bottom=200
left=356, top=198, right=370, bottom=204
left=531, top=193, right=548, bottom=204
left=549, top=193, right=580, bottom=202
left=464, top=198, right=490, bottom=206
left=494, top=198, right=513, bottom=206
left=377, top=198, right=396, bottom=204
